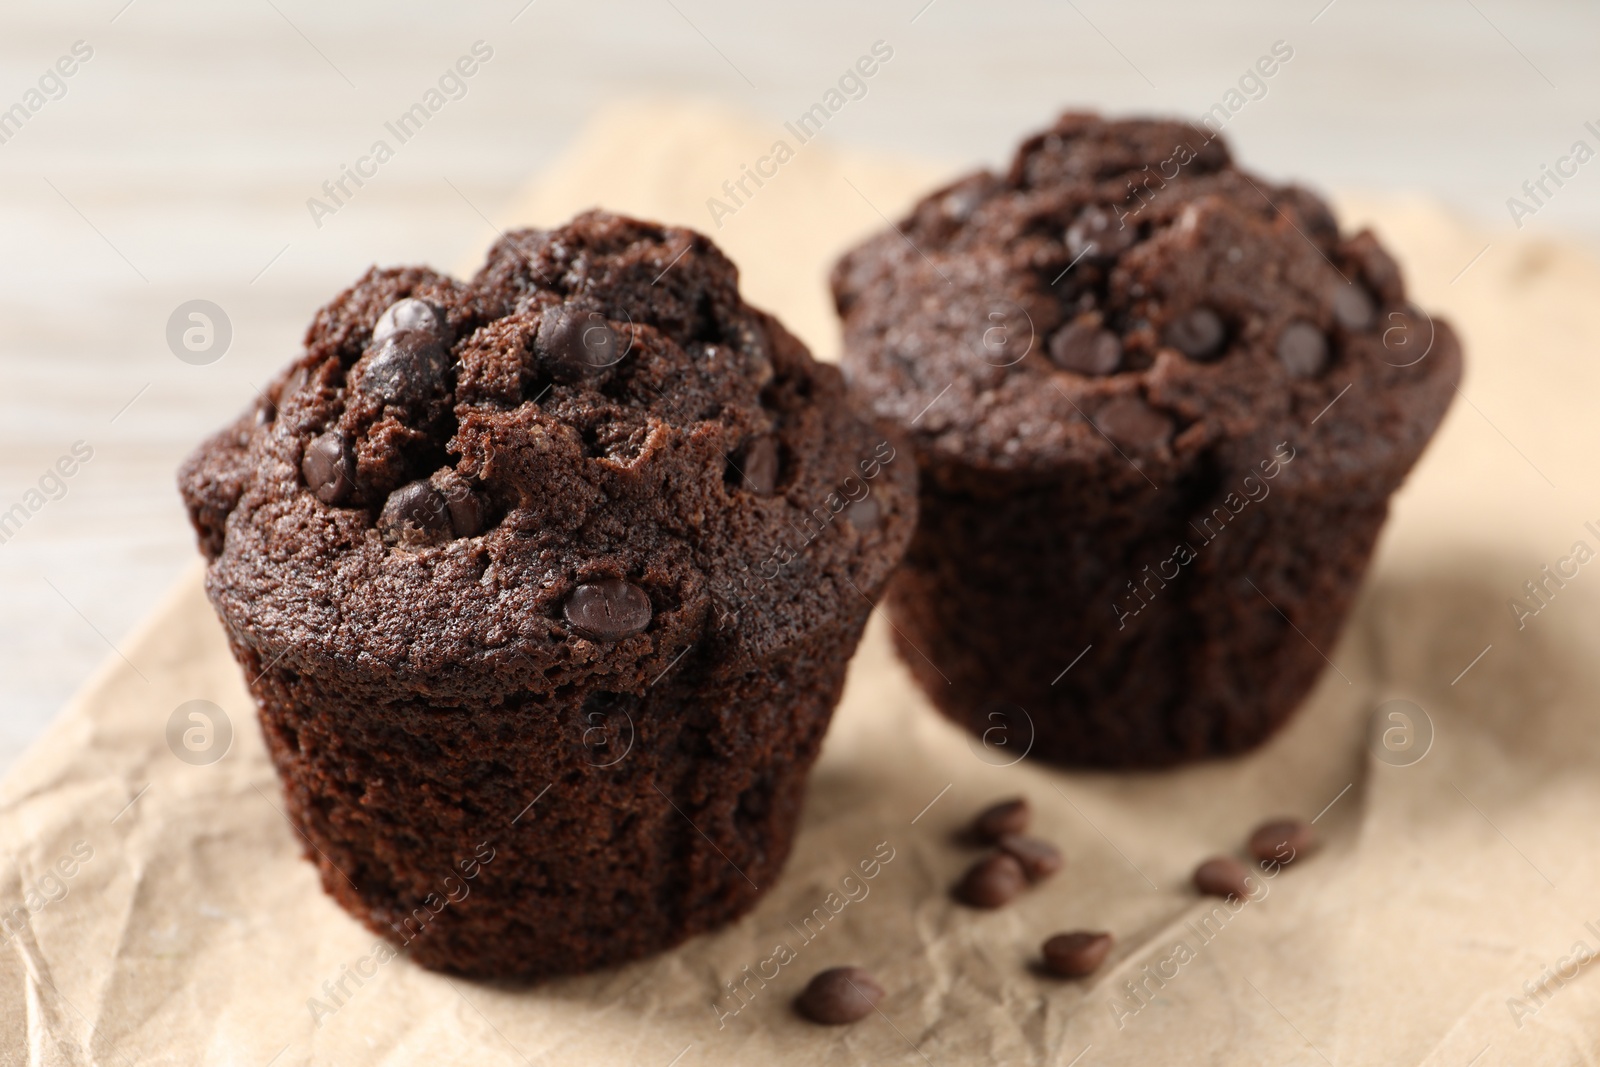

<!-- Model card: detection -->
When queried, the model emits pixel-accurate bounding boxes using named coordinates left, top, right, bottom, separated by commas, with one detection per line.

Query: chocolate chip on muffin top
left=180, top=211, right=913, bottom=694
left=831, top=112, right=1447, bottom=482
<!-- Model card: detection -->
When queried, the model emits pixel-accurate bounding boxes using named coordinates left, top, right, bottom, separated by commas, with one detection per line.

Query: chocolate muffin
left=831, top=113, right=1461, bottom=767
left=179, top=211, right=914, bottom=979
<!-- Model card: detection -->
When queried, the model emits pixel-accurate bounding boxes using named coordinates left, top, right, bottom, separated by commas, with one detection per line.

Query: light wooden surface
left=2, top=0, right=1598, bottom=770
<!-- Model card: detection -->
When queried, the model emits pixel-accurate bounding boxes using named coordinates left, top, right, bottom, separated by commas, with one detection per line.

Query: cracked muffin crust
left=179, top=211, right=915, bottom=978
left=832, top=112, right=1461, bottom=766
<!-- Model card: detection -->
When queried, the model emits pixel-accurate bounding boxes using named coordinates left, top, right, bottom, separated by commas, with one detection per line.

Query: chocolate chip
left=427, top=469, right=487, bottom=537
left=733, top=435, right=779, bottom=495
left=302, top=431, right=355, bottom=504
left=1041, top=931, right=1114, bottom=978
left=845, top=495, right=880, bottom=531
left=537, top=306, right=619, bottom=382
left=1094, top=395, right=1173, bottom=451
left=1048, top=320, right=1121, bottom=375
left=972, top=796, right=1030, bottom=843
left=1276, top=320, right=1328, bottom=379
left=1331, top=284, right=1375, bottom=331
left=998, top=834, right=1062, bottom=882
left=1343, top=230, right=1404, bottom=305
left=795, top=966, right=883, bottom=1025
left=359, top=332, right=449, bottom=405
left=1193, top=856, right=1255, bottom=901
left=955, top=852, right=1027, bottom=908
left=730, top=318, right=774, bottom=388
left=378, top=480, right=450, bottom=543
left=1065, top=205, right=1136, bottom=263
left=1276, top=186, right=1338, bottom=244
left=1248, top=818, right=1315, bottom=867
left=446, top=487, right=485, bottom=537
left=564, top=579, right=652, bottom=641
left=372, top=298, right=447, bottom=346
left=1164, top=307, right=1225, bottom=360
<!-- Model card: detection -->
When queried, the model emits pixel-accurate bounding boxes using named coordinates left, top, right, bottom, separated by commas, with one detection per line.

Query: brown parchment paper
left=8, top=101, right=1600, bottom=1066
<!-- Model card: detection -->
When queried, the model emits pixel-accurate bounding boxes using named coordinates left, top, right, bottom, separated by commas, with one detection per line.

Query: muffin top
left=832, top=112, right=1461, bottom=487
left=180, top=211, right=913, bottom=692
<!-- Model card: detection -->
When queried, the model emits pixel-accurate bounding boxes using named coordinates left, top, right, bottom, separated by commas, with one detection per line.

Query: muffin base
left=887, top=464, right=1396, bottom=767
left=228, top=604, right=871, bottom=981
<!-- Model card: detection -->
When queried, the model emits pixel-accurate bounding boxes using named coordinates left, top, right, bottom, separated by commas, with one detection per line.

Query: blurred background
left=2, top=0, right=1597, bottom=770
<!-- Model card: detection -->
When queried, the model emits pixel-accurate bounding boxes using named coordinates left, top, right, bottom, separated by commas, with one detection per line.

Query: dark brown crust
left=832, top=113, right=1462, bottom=766
left=178, top=211, right=916, bottom=977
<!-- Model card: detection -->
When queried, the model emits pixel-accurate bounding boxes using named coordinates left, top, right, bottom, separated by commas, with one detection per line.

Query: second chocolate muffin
left=180, top=211, right=915, bottom=978
left=832, top=113, right=1461, bottom=767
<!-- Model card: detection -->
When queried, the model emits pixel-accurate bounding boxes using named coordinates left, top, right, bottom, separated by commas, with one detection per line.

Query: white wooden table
left=2, top=0, right=1597, bottom=769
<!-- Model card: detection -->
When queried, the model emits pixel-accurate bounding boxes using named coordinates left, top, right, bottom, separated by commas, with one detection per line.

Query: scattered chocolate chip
left=1331, top=284, right=1375, bottom=331
left=1276, top=320, right=1328, bottom=379
left=378, top=481, right=451, bottom=543
left=446, top=487, right=486, bottom=538
left=734, top=435, right=779, bottom=495
left=564, top=579, right=652, bottom=641
left=302, top=431, right=355, bottom=504
left=359, top=332, right=449, bottom=405
left=998, top=834, right=1062, bottom=882
left=845, top=495, right=880, bottom=531
left=1248, top=818, right=1315, bottom=867
left=1276, top=186, right=1338, bottom=244
left=537, top=306, right=619, bottom=382
left=972, top=796, right=1030, bottom=843
left=372, top=298, right=447, bottom=346
left=1193, top=856, right=1255, bottom=901
left=1093, top=395, right=1173, bottom=451
left=1048, top=320, right=1121, bottom=375
left=1041, top=931, right=1114, bottom=978
left=795, top=966, right=883, bottom=1025
left=955, top=852, right=1027, bottom=908
left=1164, top=307, right=1226, bottom=360
left=1065, top=205, right=1136, bottom=263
